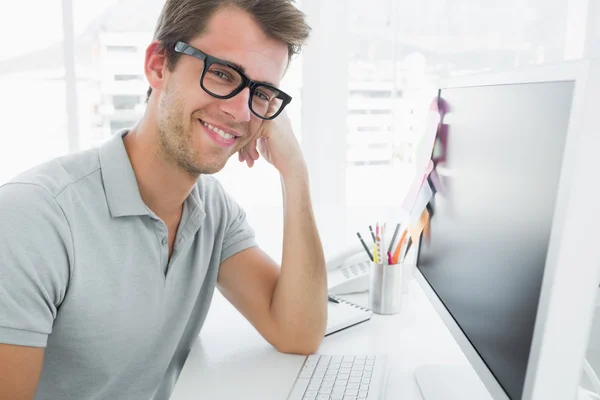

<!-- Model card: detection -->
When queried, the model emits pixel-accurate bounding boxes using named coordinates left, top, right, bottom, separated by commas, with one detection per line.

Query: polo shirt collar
left=99, top=130, right=151, bottom=218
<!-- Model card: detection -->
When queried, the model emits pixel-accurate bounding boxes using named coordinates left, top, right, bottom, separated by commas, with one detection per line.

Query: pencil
left=402, top=237, right=413, bottom=262
left=392, top=229, right=408, bottom=264
left=387, top=223, right=401, bottom=254
left=356, top=232, right=374, bottom=261
left=368, top=225, right=376, bottom=243
left=373, top=243, right=378, bottom=264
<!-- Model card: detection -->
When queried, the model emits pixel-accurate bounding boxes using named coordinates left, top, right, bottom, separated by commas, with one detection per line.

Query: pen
left=328, top=295, right=339, bottom=304
left=356, top=232, right=374, bottom=261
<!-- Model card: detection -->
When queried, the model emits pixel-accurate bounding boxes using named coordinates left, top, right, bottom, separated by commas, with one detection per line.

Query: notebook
left=325, top=295, right=373, bottom=336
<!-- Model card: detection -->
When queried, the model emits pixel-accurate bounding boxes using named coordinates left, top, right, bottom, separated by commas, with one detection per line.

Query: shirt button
left=161, top=237, right=168, bottom=246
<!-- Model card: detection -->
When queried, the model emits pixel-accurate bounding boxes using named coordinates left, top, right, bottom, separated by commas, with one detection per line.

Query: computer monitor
left=414, top=60, right=600, bottom=400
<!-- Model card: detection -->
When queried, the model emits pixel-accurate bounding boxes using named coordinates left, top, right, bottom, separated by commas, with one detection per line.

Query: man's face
left=156, top=7, right=289, bottom=175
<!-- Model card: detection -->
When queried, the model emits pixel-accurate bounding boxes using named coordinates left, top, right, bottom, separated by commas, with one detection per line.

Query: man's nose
left=219, top=87, right=251, bottom=122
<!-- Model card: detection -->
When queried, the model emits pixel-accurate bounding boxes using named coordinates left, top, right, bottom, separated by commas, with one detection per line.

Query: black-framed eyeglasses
left=174, top=41, right=291, bottom=120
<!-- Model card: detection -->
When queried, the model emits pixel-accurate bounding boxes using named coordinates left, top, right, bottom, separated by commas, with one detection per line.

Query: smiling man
left=0, top=1, right=327, bottom=399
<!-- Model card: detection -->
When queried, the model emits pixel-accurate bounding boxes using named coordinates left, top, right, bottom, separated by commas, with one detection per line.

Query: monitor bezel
left=414, top=59, right=600, bottom=400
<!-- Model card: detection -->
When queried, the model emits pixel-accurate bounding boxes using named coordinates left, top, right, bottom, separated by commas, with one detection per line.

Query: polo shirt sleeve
left=219, top=189, right=258, bottom=263
left=0, top=183, right=72, bottom=347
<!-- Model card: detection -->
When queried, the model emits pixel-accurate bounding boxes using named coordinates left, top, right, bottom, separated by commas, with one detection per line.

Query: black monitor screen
left=416, top=80, right=574, bottom=399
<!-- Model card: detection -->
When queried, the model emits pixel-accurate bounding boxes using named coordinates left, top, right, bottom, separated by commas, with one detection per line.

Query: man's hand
left=237, top=110, right=305, bottom=177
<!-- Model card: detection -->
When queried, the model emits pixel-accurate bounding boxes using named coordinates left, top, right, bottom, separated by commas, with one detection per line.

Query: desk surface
left=169, top=279, right=477, bottom=400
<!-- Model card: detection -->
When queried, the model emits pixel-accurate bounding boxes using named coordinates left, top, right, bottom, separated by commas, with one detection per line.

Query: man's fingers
left=238, top=145, right=258, bottom=168
left=247, top=139, right=260, bottom=161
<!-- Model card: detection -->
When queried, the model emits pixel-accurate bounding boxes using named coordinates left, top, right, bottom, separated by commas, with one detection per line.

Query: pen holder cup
left=369, top=262, right=403, bottom=315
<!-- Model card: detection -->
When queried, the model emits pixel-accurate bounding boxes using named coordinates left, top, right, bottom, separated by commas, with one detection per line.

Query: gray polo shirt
left=0, top=131, right=257, bottom=399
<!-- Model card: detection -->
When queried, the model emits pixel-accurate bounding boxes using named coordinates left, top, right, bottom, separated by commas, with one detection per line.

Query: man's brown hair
left=146, top=0, right=310, bottom=101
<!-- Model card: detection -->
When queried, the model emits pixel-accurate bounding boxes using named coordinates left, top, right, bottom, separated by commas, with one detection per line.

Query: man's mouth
left=199, top=119, right=239, bottom=140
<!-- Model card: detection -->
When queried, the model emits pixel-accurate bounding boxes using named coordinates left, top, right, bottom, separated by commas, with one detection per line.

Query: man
left=0, top=1, right=327, bottom=399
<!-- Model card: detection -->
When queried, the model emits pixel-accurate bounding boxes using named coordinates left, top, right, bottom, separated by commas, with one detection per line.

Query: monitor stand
left=415, top=365, right=494, bottom=400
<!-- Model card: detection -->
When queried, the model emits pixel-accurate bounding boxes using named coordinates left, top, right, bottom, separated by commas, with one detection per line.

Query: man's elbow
left=271, top=324, right=325, bottom=355
left=274, top=335, right=324, bottom=355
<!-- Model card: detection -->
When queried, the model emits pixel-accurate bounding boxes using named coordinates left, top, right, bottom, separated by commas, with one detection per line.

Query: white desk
left=169, top=279, right=477, bottom=400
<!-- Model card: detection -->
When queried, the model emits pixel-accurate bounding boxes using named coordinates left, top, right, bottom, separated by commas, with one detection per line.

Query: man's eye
left=254, top=90, right=270, bottom=101
left=211, top=69, right=231, bottom=81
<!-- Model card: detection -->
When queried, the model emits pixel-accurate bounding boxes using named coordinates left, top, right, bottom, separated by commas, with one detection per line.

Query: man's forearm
left=270, top=166, right=327, bottom=354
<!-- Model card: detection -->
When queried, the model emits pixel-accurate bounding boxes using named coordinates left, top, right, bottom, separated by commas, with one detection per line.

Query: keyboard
left=287, top=354, right=387, bottom=400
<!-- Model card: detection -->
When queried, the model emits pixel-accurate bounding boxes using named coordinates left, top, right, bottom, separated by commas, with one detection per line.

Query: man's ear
left=145, top=41, right=168, bottom=94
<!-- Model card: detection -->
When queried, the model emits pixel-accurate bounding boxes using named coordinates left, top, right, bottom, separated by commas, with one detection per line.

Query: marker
left=328, top=295, right=339, bottom=304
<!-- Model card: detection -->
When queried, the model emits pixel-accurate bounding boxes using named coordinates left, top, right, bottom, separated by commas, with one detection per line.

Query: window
left=112, top=95, right=140, bottom=110
left=344, top=0, right=591, bottom=207
left=106, top=45, right=137, bottom=53
left=110, top=120, right=136, bottom=134
left=357, top=127, right=381, bottom=133
left=0, top=0, right=67, bottom=185
left=114, top=74, right=143, bottom=81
